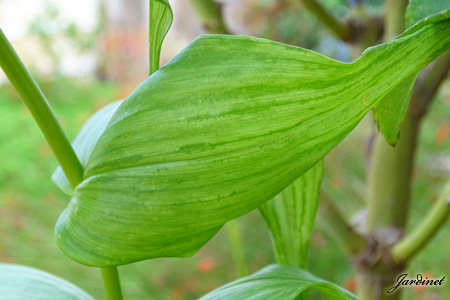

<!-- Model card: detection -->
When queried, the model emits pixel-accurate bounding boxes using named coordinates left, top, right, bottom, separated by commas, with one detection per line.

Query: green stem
left=101, top=267, right=124, bottom=300
left=0, top=27, right=123, bottom=300
left=392, top=181, right=450, bottom=264
left=411, top=50, right=450, bottom=121
left=358, top=1, right=409, bottom=299
left=357, top=271, right=403, bottom=300
left=383, top=0, right=408, bottom=41
left=0, top=27, right=83, bottom=188
left=318, top=193, right=366, bottom=255
left=302, top=0, right=350, bottom=41
left=366, top=113, right=417, bottom=230
left=225, top=220, right=248, bottom=277
left=365, top=0, right=410, bottom=231
left=190, top=0, right=229, bottom=34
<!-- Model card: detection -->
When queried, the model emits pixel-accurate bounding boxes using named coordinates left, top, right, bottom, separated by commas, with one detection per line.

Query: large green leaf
left=0, top=263, right=94, bottom=300
left=53, top=12, right=450, bottom=267
left=149, top=0, right=173, bottom=75
left=199, top=264, right=359, bottom=300
left=260, top=161, right=323, bottom=269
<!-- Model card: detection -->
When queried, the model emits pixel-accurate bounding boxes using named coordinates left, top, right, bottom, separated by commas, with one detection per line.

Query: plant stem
left=0, top=27, right=123, bottom=300
left=318, top=193, right=366, bottom=255
left=366, top=113, right=418, bottom=230
left=190, top=0, right=229, bottom=34
left=392, top=182, right=450, bottom=264
left=302, top=0, right=350, bottom=41
left=225, top=220, right=248, bottom=277
left=358, top=1, right=409, bottom=299
left=0, top=27, right=83, bottom=188
left=101, top=267, right=124, bottom=300
left=410, top=50, right=450, bottom=121
left=383, top=0, right=407, bottom=41
left=357, top=271, right=402, bottom=300
left=365, top=0, right=410, bottom=231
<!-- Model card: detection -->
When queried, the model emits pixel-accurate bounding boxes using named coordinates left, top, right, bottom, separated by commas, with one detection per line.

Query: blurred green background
left=1, top=0, right=450, bottom=299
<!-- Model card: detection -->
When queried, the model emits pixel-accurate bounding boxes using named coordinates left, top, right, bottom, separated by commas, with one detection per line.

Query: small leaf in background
left=149, top=0, right=173, bottom=75
left=373, top=73, right=418, bottom=146
left=260, top=161, right=324, bottom=268
left=406, top=0, right=450, bottom=27
left=52, top=10, right=450, bottom=267
left=0, top=263, right=94, bottom=300
left=199, top=264, right=360, bottom=300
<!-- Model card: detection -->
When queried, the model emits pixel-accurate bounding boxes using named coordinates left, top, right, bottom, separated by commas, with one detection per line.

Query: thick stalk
left=383, top=0, right=407, bottom=41
left=411, top=50, right=450, bottom=120
left=359, top=1, right=409, bottom=299
left=357, top=271, right=403, bottom=300
left=0, top=28, right=123, bottom=300
left=366, top=114, right=418, bottom=230
left=365, top=0, right=410, bottom=237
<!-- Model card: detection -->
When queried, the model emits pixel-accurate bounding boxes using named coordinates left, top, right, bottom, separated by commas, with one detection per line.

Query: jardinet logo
left=387, top=274, right=445, bottom=294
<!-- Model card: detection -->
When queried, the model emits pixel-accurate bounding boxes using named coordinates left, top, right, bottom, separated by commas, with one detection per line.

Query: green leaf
left=260, top=161, right=323, bottom=268
left=149, top=0, right=173, bottom=75
left=406, top=0, right=450, bottom=27
left=53, top=12, right=450, bottom=267
left=199, top=264, right=360, bottom=300
left=52, top=101, right=122, bottom=195
left=373, top=5, right=450, bottom=146
left=0, top=263, right=94, bottom=300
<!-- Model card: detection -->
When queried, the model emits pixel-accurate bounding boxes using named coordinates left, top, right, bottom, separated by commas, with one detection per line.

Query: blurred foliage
left=28, top=0, right=98, bottom=75
left=242, top=0, right=383, bottom=61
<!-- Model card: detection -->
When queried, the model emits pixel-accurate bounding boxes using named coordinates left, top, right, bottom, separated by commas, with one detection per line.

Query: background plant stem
left=366, top=113, right=417, bottom=230
left=383, top=0, right=407, bottom=41
left=301, top=0, right=350, bottom=41
left=319, top=193, right=366, bottom=255
left=366, top=0, right=410, bottom=234
left=190, top=0, right=228, bottom=34
left=358, top=1, right=409, bottom=299
left=225, top=221, right=248, bottom=278
left=0, top=27, right=123, bottom=300
left=392, top=182, right=450, bottom=264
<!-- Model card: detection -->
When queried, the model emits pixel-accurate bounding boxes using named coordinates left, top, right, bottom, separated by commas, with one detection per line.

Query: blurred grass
left=0, top=76, right=449, bottom=299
